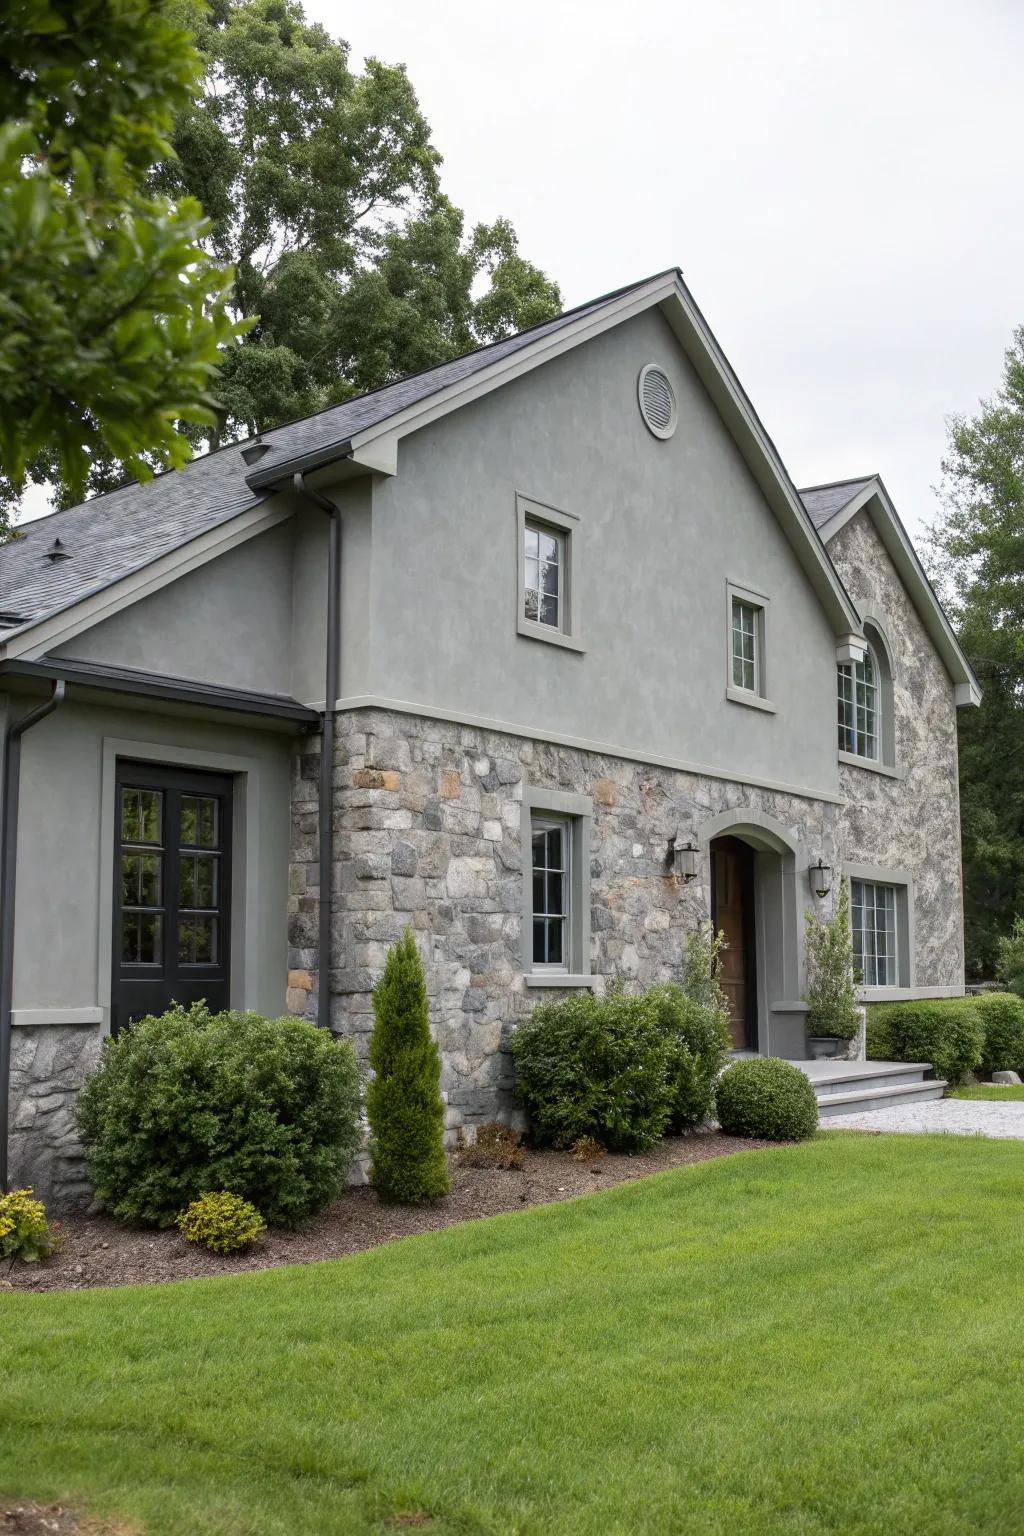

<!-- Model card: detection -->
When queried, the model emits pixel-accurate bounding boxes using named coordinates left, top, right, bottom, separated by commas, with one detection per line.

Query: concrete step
left=807, top=1062, right=934, bottom=1100
left=817, top=1079, right=948, bottom=1116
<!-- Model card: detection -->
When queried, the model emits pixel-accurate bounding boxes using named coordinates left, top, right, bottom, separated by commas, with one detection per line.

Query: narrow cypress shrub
left=367, top=928, right=450, bottom=1202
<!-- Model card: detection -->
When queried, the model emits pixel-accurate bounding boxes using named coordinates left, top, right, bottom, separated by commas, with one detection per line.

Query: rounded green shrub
left=716, top=1057, right=818, bottom=1141
left=178, top=1191, right=266, bottom=1254
left=367, top=928, right=450, bottom=1203
left=0, top=1187, right=62, bottom=1263
left=510, top=990, right=673, bottom=1152
left=866, top=998, right=982, bottom=1086
left=77, top=1004, right=362, bottom=1227
left=975, top=991, right=1024, bottom=1078
left=648, top=983, right=731, bottom=1130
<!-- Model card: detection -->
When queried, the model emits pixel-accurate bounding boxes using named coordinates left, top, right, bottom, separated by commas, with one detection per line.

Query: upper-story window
left=515, top=493, right=583, bottom=652
left=837, top=620, right=895, bottom=768
left=725, top=580, right=774, bottom=712
left=838, top=648, right=878, bottom=760
left=731, top=599, right=759, bottom=692
left=524, top=523, right=562, bottom=630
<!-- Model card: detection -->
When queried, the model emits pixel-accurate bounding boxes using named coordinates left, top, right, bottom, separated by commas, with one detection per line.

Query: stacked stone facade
left=9, top=1023, right=102, bottom=1208
left=288, top=706, right=847, bottom=1139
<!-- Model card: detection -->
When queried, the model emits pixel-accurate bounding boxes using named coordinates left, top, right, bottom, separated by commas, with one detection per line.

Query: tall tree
left=928, top=326, right=1024, bottom=977
left=25, top=0, right=561, bottom=511
left=0, top=0, right=246, bottom=528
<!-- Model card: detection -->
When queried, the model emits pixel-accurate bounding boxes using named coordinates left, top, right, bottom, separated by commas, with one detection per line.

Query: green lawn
left=4, top=1135, right=1024, bottom=1536
left=951, top=1082, right=1024, bottom=1101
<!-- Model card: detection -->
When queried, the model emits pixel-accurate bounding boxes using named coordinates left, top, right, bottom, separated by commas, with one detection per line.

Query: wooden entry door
left=711, top=836, right=757, bottom=1051
left=112, top=761, right=232, bottom=1034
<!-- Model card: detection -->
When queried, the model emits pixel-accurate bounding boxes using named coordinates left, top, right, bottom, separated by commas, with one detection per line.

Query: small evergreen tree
left=367, top=928, right=450, bottom=1202
left=803, top=877, right=860, bottom=1040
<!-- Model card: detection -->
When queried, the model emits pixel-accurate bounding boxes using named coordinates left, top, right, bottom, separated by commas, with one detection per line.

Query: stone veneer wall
left=829, top=510, right=965, bottom=988
left=9, top=1023, right=102, bottom=1208
left=288, top=706, right=843, bottom=1138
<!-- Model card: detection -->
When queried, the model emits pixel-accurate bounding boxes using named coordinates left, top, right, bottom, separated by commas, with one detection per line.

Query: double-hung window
left=725, top=582, right=772, bottom=709
left=516, top=493, right=583, bottom=650
left=851, top=879, right=897, bottom=986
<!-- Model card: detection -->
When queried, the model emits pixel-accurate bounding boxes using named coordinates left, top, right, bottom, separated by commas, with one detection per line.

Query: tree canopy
left=11, top=0, right=562, bottom=514
left=0, top=0, right=246, bottom=526
left=927, top=326, right=1024, bottom=976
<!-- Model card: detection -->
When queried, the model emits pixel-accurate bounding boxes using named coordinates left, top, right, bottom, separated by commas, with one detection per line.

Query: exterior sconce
left=810, top=859, right=832, bottom=898
left=670, top=836, right=700, bottom=882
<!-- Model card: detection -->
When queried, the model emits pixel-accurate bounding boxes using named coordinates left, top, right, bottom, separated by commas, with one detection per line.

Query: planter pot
left=806, top=1036, right=844, bottom=1061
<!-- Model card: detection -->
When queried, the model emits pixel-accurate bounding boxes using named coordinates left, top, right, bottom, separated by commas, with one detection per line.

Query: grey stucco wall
left=5, top=697, right=295, bottom=1207
left=828, top=509, right=965, bottom=990
left=360, top=307, right=842, bottom=798
left=58, top=521, right=296, bottom=696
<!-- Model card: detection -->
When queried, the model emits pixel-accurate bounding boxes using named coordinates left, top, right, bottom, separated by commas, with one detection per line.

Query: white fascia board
left=0, top=499, right=294, bottom=661
left=822, top=481, right=980, bottom=705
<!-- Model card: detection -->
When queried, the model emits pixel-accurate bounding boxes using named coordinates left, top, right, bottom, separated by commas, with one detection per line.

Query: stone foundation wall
left=9, top=1024, right=102, bottom=1209
left=288, top=706, right=844, bottom=1137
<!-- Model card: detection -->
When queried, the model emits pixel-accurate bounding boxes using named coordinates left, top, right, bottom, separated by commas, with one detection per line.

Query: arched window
left=837, top=622, right=895, bottom=767
left=838, top=647, right=879, bottom=759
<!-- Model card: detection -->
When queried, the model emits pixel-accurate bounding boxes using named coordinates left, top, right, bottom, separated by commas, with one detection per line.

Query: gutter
left=291, top=472, right=343, bottom=1031
left=246, top=438, right=353, bottom=493
left=0, top=659, right=320, bottom=726
left=0, top=679, right=66, bottom=1191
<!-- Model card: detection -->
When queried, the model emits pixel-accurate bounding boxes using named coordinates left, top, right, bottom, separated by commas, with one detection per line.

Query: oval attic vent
left=638, top=364, right=677, bottom=439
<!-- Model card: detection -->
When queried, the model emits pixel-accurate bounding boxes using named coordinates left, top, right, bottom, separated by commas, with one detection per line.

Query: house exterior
left=0, top=269, right=979, bottom=1208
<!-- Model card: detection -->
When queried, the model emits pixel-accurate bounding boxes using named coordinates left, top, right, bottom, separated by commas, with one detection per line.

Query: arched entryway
left=698, top=809, right=808, bottom=1057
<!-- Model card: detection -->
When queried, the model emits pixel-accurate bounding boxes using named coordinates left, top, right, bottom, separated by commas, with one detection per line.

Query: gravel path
left=821, top=1098, right=1024, bottom=1138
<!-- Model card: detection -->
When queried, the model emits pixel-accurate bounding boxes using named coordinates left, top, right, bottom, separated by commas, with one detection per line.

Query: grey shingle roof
left=0, top=273, right=670, bottom=642
left=799, top=477, right=876, bottom=530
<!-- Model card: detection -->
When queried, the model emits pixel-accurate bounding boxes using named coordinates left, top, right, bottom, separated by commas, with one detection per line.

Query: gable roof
left=799, top=475, right=980, bottom=706
left=0, top=266, right=867, bottom=655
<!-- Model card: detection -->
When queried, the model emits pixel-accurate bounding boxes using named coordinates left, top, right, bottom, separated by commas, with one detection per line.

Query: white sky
left=20, top=0, right=1024, bottom=543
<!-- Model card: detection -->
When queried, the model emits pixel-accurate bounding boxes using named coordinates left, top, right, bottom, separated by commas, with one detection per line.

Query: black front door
left=112, top=761, right=232, bottom=1034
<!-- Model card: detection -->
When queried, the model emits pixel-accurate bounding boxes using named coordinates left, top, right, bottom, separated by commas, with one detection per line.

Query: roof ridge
left=798, top=473, right=877, bottom=494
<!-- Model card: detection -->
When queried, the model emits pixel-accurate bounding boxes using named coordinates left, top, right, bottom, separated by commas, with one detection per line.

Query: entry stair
left=798, top=1060, right=946, bottom=1117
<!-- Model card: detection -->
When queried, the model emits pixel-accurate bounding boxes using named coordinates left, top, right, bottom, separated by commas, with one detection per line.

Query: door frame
left=98, top=738, right=262, bottom=1034
left=710, top=835, right=758, bottom=1051
left=111, top=759, right=234, bottom=1033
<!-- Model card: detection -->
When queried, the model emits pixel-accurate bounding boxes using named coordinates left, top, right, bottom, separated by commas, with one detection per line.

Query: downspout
left=293, top=474, right=341, bottom=1031
left=0, top=678, right=66, bottom=1190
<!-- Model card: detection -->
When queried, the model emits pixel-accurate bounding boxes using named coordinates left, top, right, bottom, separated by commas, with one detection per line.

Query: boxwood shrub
left=78, top=1004, right=362, bottom=1227
left=865, top=998, right=982, bottom=1087
left=648, top=983, right=731, bottom=1130
left=510, top=990, right=673, bottom=1152
left=716, top=1057, right=819, bottom=1141
left=974, top=991, right=1024, bottom=1078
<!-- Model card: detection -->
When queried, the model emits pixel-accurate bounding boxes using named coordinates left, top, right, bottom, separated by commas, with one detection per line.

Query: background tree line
left=0, top=0, right=560, bottom=523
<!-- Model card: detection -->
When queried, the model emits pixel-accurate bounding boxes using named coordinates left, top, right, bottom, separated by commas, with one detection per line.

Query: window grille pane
left=524, top=588, right=540, bottom=622
left=121, top=788, right=162, bottom=845
left=121, top=853, right=161, bottom=908
left=524, top=527, right=539, bottom=558
left=180, top=853, right=218, bottom=910
left=121, top=912, right=162, bottom=965
left=538, top=531, right=559, bottom=563
left=541, top=560, right=559, bottom=596
left=539, top=595, right=559, bottom=627
left=181, top=796, right=218, bottom=849
left=178, top=916, right=218, bottom=966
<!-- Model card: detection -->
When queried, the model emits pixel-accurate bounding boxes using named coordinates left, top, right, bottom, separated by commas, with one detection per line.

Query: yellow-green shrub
left=0, top=1187, right=62, bottom=1262
left=177, top=1191, right=265, bottom=1254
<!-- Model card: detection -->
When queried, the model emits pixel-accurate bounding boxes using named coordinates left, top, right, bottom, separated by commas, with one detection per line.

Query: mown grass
left=3, top=1135, right=1024, bottom=1535
left=951, top=1082, right=1024, bottom=1101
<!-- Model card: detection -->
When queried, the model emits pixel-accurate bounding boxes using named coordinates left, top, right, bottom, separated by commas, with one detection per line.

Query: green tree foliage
left=0, top=0, right=246, bottom=525
left=927, top=328, right=1024, bottom=976
left=367, top=928, right=449, bottom=1203
left=803, top=877, right=860, bottom=1040
left=27, top=0, right=562, bottom=510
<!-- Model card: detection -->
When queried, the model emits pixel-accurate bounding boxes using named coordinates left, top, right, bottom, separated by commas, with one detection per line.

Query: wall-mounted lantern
left=809, top=859, right=833, bottom=898
left=669, top=835, right=700, bottom=882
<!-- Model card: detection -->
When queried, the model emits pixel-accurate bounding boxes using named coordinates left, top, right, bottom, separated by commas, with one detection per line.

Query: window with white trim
left=731, top=598, right=759, bottom=693
left=531, top=815, right=569, bottom=968
left=851, top=879, right=897, bottom=986
left=524, top=522, right=563, bottom=631
left=838, top=649, right=879, bottom=760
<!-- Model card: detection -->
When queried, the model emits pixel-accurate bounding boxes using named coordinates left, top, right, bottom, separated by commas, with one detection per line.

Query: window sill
left=838, top=751, right=903, bottom=780
left=524, top=972, right=597, bottom=989
left=517, top=618, right=585, bottom=653
left=726, top=686, right=776, bottom=714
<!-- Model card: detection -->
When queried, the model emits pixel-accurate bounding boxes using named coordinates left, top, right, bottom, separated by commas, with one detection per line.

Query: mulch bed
left=3, top=1132, right=767, bottom=1294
